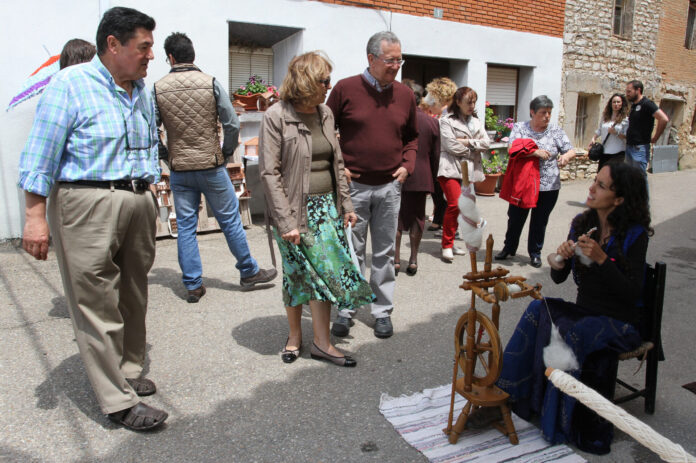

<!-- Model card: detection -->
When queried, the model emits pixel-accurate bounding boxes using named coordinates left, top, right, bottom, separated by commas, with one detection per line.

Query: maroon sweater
left=326, top=75, right=418, bottom=185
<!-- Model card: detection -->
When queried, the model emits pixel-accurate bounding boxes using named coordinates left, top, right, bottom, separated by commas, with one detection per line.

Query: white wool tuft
left=543, top=324, right=580, bottom=371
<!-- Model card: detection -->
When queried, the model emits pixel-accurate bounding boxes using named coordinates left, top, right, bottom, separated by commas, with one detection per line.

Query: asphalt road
left=1, top=170, right=695, bottom=462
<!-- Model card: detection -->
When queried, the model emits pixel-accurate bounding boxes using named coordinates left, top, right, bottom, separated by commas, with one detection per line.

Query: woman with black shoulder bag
left=588, top=93, right=629, bottom=171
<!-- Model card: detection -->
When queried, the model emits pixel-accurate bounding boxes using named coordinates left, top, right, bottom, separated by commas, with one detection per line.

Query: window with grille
left=228, top=46, right=273, bottom=96
left=686, top=1, right=696, bottom=49
left=613, top=0, right=634, bottom=39
left=575, top=95, right=589, bottom=147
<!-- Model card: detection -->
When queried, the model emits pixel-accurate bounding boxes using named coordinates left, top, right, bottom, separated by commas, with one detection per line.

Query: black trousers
left=502, top=189, right=560, bottom=258
left=597, top=151, right=625, bottom=172
left=431, top=179, right=447, bottom=226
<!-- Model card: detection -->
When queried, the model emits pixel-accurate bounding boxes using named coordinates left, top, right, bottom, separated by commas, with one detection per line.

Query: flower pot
left=474, top=173, right=502, bottom=196
left=233, top=93, right=262, bottom=111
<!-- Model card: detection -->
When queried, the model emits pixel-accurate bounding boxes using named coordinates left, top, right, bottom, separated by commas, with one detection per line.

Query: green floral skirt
left=274, top=193, right=375, bottom=310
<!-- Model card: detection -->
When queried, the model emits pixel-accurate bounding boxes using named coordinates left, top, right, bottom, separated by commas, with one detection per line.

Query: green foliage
left=235, top=75, right=278, bottom=96
left=481, top=151, right=508, bottom=175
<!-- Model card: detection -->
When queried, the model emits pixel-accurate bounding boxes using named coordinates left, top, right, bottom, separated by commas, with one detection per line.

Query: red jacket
left=499, top=138, right=540, bottom=208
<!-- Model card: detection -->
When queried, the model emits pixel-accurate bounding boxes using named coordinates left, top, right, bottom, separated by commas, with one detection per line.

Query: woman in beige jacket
left=437, top=87, right=490, bottom=261
left=259, top=52, right=374, bottom=367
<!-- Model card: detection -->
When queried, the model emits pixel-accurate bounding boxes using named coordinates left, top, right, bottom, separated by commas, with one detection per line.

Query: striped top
left=18, top=55, right=159, bottom=197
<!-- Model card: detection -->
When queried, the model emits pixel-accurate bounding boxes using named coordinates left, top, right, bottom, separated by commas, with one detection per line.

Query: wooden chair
left=613, top=261, right=667, bottom=414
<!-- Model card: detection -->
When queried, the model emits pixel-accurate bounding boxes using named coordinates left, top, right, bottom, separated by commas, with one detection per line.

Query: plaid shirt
left=18, top=56, right=160, bottom=197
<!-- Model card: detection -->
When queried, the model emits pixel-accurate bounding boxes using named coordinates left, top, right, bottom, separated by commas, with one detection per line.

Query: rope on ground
left=545, top=368, right=696, bottom=463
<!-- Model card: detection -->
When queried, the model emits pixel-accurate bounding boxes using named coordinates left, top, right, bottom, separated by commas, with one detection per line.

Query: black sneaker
left=331, top=316, right=354, bottom=337
left=374, top=316, right=393, bottom=338
left=240, top=268, right=278, bottom=289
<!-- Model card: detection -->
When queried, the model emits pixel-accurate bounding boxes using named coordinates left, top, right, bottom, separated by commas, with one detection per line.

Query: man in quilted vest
left=154, top=32, right=276, bottom=302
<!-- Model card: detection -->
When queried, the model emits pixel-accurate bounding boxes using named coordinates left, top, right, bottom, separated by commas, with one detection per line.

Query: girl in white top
left=590, top=93, right=629, bottom=171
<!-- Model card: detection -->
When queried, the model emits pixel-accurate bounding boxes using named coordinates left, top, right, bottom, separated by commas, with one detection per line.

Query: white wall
left=0, top=0, right=563, bottom=239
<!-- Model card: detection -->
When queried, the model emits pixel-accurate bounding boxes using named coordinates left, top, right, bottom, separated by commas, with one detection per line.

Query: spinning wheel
left=453, top=311, right=501, bottom=387
left=444, top=235, right=542, bottom=446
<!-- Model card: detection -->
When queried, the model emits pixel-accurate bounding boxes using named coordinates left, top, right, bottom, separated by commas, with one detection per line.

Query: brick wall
left=313, top=0, right=565, bottom=37
left=656, top=0, right=696, bottom=83
left=655, top=0, right=696, bottom=168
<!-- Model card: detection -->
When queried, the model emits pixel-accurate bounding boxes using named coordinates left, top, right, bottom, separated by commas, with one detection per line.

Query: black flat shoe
left=394, top=260, right=401, bottom=276
left=406, top=262, right=418, bottom=276
left=281, top=338, right=301, bottom=364
left=494, top=250, right=515, bottom=260
left=310, top=342, right=356, bottom=367
left=530, top=256, right=542, bottom=268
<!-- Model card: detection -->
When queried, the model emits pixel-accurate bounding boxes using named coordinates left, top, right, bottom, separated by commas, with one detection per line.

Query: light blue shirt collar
left=362, top=68, right=392, bottom=92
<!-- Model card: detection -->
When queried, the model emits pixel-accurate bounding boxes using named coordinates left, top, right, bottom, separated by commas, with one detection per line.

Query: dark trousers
left=597, top=151, right=625, bottom=172
left=502, top=189, right=559, bottom=258
left=431, top=179, right=447, bottom=226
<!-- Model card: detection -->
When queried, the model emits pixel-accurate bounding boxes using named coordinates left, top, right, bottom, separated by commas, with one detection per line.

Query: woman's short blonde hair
left=425, top=77, right=457, bottom=107
left=279, top=51, right=333, bottom=107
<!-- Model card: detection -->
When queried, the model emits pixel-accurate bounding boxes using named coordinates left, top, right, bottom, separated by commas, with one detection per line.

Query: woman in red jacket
left=495, top=95, right=576, bottom=268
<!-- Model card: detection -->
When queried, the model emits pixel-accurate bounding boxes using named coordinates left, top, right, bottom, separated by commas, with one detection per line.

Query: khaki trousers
left=48, top=183, right=157, bottom=414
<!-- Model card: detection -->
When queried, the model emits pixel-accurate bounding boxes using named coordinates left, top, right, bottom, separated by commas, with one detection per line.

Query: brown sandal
left=108, top=402, right=168, bottom=431
left=126, top=377, right=156, bottom=396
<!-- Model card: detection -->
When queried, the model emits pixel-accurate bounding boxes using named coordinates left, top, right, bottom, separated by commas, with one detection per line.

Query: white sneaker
left=453, top=246, right=467, bottom=256
left=442, top=248, right=454, bottom=261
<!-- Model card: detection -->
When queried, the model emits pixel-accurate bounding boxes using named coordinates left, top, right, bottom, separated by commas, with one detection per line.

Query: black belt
left=64, top=179, right=150, bottom=193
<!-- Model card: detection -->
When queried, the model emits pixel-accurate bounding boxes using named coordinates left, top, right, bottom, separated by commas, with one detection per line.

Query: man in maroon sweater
left=326, top=31, right=418, bottom=339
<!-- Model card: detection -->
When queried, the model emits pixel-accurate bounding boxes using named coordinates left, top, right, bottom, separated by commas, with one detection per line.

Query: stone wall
left=560, top=153, right=598, bottom=181
left=560, top=0, right=696, bottom=169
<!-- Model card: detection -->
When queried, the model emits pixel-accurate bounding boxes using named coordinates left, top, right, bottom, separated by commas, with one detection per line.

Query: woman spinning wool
left=475, top=162, right=652, bottom=454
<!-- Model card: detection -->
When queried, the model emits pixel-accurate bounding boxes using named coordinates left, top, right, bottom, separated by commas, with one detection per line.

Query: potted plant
left=475, top=151, right=508, bottom=196
left=233, top=75, right=279, bottom=111
left=485, top=101, right=514, bottom=142
left=484, top=101, right=498, bottom=139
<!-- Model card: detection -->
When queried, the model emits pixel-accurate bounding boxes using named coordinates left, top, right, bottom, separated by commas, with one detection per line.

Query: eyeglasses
left=121, top=113, right=153, bottom=151
left=374, top=55, right=405, bottom=67
left=319, top=77, right=331, bottom=87
left=113, top=92, right=153, bottom=151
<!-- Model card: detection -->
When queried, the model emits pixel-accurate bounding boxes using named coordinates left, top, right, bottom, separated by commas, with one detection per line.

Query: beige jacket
left=259, top=101, right=353, bottom=234
left=154, top=65, right=224, bottom=171
left=437, top=114, right=490, bottom=182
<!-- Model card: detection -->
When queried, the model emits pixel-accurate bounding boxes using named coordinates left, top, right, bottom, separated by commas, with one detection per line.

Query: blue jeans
left=625, top=144, right=650, bottom=172
left=170, top=166, right=258, bottom=289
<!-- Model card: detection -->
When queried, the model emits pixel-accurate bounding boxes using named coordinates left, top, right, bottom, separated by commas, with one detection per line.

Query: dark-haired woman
left=259, top=51, right=374, bottom=367
left=490, top=162, right=652, bottom=454
left=437, top=87, right=489, bottom=262
left=590, top=93, right=629, bottom=171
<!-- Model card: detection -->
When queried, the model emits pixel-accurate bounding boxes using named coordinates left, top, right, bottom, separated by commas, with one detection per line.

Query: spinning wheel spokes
left=454, top=310, right=502, bottom=387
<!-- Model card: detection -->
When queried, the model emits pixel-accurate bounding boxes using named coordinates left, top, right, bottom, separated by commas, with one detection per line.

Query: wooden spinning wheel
left=453, top=311, right=501, bottom=387
left=444, top=235, right=542, bottom=446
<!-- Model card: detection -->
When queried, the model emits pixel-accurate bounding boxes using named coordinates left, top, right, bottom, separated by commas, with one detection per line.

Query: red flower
left=491, top=150, right=496, bottom=155
left=485, top=101, right=490, bottom=107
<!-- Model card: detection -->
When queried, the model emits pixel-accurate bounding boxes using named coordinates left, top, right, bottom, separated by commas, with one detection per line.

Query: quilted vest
left=155, top=65, right=223, bottom=171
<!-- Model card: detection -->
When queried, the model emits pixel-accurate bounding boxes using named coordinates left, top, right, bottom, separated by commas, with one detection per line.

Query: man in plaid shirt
left=18, top=7, right=167, bottom=431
